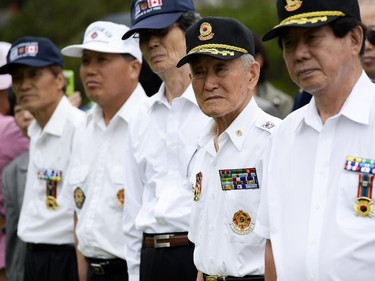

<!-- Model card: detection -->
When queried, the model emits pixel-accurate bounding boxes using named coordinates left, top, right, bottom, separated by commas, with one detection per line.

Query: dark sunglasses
left=367, top=30, right=375, bottom=45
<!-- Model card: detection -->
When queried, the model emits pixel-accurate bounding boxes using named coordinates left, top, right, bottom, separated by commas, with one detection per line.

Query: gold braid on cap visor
left=275, top=11, right=346, bottom=27
left=188, top=44, right=248, bottom=57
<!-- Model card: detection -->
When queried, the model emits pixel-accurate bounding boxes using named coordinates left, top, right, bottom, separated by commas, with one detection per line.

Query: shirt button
left=236, top=130, right=243, bottom=137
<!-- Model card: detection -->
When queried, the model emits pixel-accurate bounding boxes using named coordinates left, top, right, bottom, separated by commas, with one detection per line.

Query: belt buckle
left=206, top=276, right=226, bottom=281
left=153, top=234, right=174, bottom=248
left=91, top=263, right=105, bottom=275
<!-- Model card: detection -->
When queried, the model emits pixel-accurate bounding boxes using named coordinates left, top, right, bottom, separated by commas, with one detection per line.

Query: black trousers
left=24, top=244, right=78, bottom=281
left=140, top=243, right=197, bottom=281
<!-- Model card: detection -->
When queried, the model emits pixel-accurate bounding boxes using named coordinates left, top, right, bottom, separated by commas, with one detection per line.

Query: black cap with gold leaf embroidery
left=262, top=0, right=361, bottom=41
left=177, top=16, right=255, bottom=68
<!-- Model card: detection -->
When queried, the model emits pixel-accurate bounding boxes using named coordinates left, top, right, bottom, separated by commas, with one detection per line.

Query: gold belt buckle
left=206, top=276, right=226, bottom=281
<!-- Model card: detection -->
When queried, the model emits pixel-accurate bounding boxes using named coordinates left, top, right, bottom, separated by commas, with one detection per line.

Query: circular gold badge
left=74, top=187, right=85, bottom=209
left=354, top=197, right=374, bottom=217
left=46, top=196, right=58, bottom=210
left=198, top=22, right=214, bottom=41
left=230, top=210, right=254, bottom=235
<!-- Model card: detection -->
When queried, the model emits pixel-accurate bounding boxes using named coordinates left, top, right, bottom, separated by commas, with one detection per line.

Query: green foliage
left=0, top=0, right=298, bottom=102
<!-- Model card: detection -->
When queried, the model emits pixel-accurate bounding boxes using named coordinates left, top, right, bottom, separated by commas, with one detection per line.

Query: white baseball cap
left=61, top=21, right=142, bottom=63
left=0, top=42, right=12, bottom=90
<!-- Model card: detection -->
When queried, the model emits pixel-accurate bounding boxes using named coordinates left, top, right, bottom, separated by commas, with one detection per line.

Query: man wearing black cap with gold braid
left=255, top=0, right=375, bottom=280
left=178, top=17, right=281, bottom=281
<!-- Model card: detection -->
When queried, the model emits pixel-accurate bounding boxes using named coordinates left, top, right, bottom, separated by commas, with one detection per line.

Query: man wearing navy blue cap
left=0, top=36, right=84, bottom=281
left=122, top=1, right=210, bottom=281
left=254, top=0, right=375, bottom=280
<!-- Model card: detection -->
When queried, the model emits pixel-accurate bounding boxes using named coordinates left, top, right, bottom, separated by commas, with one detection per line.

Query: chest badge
left=193, top=172, right=203, bottom=201
left=74, top=187, right=86, bottom=209
left=230, top=210, right=254, bottom=235
left=117, top=188, right=125, bottom=206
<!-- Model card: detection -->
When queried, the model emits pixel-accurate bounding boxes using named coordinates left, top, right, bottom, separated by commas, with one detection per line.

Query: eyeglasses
left=366, top=30, right=375, bottom=45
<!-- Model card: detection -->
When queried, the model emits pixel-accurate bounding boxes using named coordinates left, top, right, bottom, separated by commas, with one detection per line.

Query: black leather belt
left=143, top=232, right=192, bottom=248
left=203, top=274, right=264, bottom=281
left=86, top=257, right=127, bottom=275
left=26, top=243, right=75, bottom=251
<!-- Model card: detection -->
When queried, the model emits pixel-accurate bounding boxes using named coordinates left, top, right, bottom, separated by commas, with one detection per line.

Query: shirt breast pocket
left=224, top=189, right=263, bottom=244
left=337, top=171, right=375, bottom=230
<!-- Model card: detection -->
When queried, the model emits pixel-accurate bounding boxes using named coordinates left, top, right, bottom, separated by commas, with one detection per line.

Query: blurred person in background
left=253, top=33, right=293, bottom=118
left=121, top=0, right=210, bottom=280
left=0, top=36, right=84, bottom=281
left=359, top=0, right=375, bottom=82
left=0, top=41, right=29, bottom=281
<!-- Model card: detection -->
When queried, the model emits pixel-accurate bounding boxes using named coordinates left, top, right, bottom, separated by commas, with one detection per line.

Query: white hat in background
left=0, top=41, right=12, bottom=90
left=61, top=21, right=142, bottom=63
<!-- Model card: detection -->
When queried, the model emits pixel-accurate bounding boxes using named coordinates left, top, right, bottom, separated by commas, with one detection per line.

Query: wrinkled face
left=189, top=55, right=259, bottom=123
left=281, top=25, right=357, bottom=94
left=11, top=66, right=64, bottom=114
left=138, top=24, right=187, bottom=76
left=360, top=2, right=375, bottom=79
left=80, top=50, right=139, bottom=109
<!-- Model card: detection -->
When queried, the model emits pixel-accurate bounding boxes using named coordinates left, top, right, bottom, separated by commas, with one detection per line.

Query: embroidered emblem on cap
left=198, top=22, right=214, bottom=41
left=117, top=188, right=125, bottom=206
left=10, top=42, right=39, bottom=62
left=91, top=32, right=98, bottom=39
left=285, top=0, right=303, bottom=12
left=74, top=187, right=86, bottom=209
left=148, top=0, right=162, bottom=8
left=230, top=210, right=254, bottom=235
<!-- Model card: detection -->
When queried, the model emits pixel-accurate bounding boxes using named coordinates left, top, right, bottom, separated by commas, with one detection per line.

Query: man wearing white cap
left=61, top=21, right=147, bottom=281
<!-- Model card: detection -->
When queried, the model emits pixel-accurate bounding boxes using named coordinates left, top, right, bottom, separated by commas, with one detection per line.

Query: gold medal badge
left=46, top=196, right=58, bottom=210
left=74, top=187, right=86, bottom=209
left=354, top=173, right=374, bottom=217
left=284, top=0, right=303, bottom=12
left=193, top=172, right=202, bottom=201
left=230, top=210, right=254, bottom=235
left=117, top=188, right=125, bottom=206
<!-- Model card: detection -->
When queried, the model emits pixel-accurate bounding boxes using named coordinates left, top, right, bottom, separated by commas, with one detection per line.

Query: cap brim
left=122, top=12, right=183, bottom=40
left=0, top=59, right=58, bottom=74
left=262, top=15, right=341, bottom=41
left=177, top=52, right=243, bottom=68
left=61, top=43, right=135, bottom=57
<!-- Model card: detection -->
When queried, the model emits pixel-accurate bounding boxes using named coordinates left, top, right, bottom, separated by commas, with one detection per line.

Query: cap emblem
left=198, top=22, right=214, bottom=41
left=284, top=0, right=303, bottom=12
left=91, top=32, right=98, bottom=39
left=135, top=0, right=163, bottom=20
left=10, top=43, right=39, bottom=62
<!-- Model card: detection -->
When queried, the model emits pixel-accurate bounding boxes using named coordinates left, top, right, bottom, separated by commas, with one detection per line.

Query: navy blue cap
left=122, top=0, right=195, bottom=40
left=263, top=0, right=361, bottom=41
left=0, top=36, right=63, bottom=74
left=177, top=17, right=255, bottom=68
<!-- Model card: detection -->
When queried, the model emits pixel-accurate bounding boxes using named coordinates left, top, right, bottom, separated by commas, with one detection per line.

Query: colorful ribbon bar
left=344, top=156, right=375, bottom=174
left=219, top=168, right=259, bottom=190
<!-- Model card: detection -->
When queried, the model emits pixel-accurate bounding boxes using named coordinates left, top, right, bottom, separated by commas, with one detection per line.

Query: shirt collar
left=297, top=71, right=375, bottom=133
left=198, top=98, right=259, bottom=152
left=86, top=83, right=147, bottom=127
left=148, top=83, right=198, bottom=112
left=28, top=95, right=72, bottom=138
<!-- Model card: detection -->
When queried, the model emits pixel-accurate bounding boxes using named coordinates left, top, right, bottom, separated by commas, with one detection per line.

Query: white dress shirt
left=256, top=72, right=375, bottom=281
left=18, top=96, right=84, bottom=244
left=67, top=84, right=147, bottom=278
left=188, top=98, right=280, bottom=277
left=122, top=83, right=210, bottom=279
